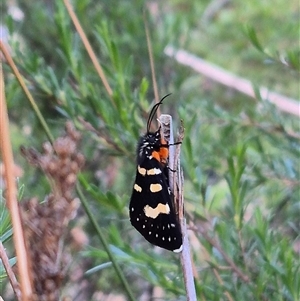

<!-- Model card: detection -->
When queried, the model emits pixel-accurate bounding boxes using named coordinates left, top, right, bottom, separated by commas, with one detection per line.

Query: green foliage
left=2, top=0, right=299, bottom=300
left=0, top=192, right=14, bottom=281
left=0, top=194, right=12, bottom=243
left=0, top=257, right=16, bottom=281
left=246, top=25, right=300, bottom=72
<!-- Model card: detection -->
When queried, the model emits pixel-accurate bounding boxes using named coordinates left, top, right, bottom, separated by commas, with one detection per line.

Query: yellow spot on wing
left=147, top=168, right=162, bottom=175
left=150, top=183, right=162, bottom=193
left=144, top=203, right=170, bottom=218
left=138, top=165, right=146, bottom=176
left=134, top=184, right=142, bottom=192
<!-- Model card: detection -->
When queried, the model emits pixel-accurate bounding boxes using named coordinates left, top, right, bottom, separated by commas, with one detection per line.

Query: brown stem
left=0, top=60, right=33, bottom=301
left=0, top=241, right=22, bottom=301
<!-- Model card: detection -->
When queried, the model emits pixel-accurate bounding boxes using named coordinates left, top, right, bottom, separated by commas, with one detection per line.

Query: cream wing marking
left=150, top=183, right=162, bottom=193
left=137, top=165, right=146, bottom=176
left=138, top=166, right=162, bottom=176
left=134, top=184, right=142, bottom=192
left=147, top=168, right=162, bottom=175
left=144, top=203, right=170, bottom=219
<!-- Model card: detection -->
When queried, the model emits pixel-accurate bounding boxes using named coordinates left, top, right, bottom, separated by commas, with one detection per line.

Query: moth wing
left=129, top=159, right=182, bottom=252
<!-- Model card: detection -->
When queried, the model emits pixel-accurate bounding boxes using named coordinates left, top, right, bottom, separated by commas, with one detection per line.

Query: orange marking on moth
left=151, top=151, right=161, bottom=162
left=159, top=138, right=169, bottom=165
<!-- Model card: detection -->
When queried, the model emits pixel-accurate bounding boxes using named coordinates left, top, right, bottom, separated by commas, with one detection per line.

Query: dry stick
left=159, top=115, right=197, bottom=301
left=0, top=241, right=22, bottom=301
left=0, top=63, right=33, bottom=301
left=0, top=41, right=54, bottom=144
left=164, top=46, right=300, bottom=117
left=63, top=0, right=114, bottom=104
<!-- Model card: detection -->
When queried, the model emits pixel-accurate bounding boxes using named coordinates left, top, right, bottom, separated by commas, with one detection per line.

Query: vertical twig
left=159, top=114, right=197, bottom=301
left=0, top=241, right=22, bottom=301
left=0, top=61, right=33, bottom=300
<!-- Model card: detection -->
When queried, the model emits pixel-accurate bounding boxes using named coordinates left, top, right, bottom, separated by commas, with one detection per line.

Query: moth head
left=138, top=129, right=160, bottom=159
left=137, top=94, right=171, bottom=163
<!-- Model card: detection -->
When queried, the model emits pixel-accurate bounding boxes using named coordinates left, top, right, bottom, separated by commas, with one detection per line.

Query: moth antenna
left=146, top=93, right=172, bottom=133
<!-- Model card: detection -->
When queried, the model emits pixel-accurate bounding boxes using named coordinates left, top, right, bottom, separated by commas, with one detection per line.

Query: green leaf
left=245, top=25, right=264, bottom=52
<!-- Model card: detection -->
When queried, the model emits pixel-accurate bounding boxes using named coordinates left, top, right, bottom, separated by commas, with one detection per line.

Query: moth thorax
left=146, top=131, right=160, bottom=142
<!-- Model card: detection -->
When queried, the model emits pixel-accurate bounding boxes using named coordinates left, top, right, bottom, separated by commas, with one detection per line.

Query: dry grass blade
left=63, top=0, right=114, bottom=104
left=0, top=61, right=33, bottom=301
left=0, top=41, right=54, bottom=144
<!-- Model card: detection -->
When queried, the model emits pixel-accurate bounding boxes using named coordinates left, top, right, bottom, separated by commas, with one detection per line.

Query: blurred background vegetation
left=1, top=0, right=299, bottom=300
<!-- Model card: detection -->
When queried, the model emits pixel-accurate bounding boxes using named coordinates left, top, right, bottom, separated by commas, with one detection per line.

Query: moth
left=129, top=94, right=182, bottom=252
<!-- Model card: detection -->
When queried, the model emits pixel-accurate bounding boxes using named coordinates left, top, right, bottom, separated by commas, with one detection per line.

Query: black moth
left=129, top=94, right=182, bottom=252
